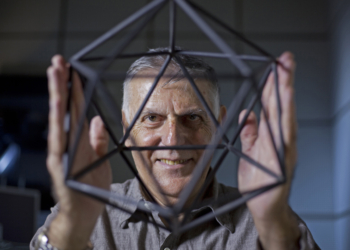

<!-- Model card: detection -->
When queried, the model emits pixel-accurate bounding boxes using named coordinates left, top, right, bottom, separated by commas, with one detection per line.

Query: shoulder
left=110, top=178, right=135, bottom=196
left=217, top=182, right=240, bottom=196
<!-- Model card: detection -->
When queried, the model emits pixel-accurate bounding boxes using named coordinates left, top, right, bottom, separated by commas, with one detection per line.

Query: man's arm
left=238, top=52, right=304, bottom=249
left=254, top=207, right=300, bottom=250
left=40, top=55, right=112, bottom=250
left=30, top=205, right=59, bottom=249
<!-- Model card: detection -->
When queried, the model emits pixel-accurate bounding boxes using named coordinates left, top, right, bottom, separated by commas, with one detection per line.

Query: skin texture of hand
left=46, top=55, right=112, bottom=250
left=238, top=52, right=300, bottom=249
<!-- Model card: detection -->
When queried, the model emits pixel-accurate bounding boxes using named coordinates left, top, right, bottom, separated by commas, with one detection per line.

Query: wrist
left=254, top=208, right=300, bottom=250
left=36, top=227, right=93, bottom=250
left=47, top=211, right=96, bottom=250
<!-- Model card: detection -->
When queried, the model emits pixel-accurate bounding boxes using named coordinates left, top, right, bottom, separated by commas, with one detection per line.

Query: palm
left=237, top=52, right=297, bottom=220
left=61, top=118, right=112, bottom=210
left=47, top=56, right=112, bottom=218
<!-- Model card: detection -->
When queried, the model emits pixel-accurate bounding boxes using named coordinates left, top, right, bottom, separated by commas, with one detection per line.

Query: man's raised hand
left=46, top=55, right=112, bottom=250
left=238, top=52, right=300, bottom=250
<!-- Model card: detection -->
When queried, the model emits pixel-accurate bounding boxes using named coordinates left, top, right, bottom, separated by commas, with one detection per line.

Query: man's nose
left=161, top=118, right=186, bottom=146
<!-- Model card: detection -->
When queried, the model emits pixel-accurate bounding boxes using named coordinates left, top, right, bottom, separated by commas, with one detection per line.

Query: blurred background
left=0, top=0, right=349, bottom=249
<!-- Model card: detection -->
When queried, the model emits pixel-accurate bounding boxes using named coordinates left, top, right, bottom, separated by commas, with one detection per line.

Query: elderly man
left=31, top=48, right=319, bottom=250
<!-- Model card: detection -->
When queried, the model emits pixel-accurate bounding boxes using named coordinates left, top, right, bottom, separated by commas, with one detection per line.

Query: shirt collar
left=113, top=178, right=144, bottom=228
left=117, top=177, right=242, bottom=234
left=189, top=177, right=241, bottom=234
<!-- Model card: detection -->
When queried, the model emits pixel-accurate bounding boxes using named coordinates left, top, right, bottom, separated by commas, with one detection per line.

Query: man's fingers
left=47, top=55, right=69, bottom=158
left=278, top=52, right=296, bottom=88
left=47, top=55, right=70, bottom=180
left=72, top=70, right=85, bottom=116
left=277, top=52, right=297, bottom=147
left=90, top=116, right=109, bottom=157
left=70, top=70, right=86, bottom=137
left=51, top=55, right=70, bottom=82
left=260, top=52, right=296, bottom=148
left=239, top=110, right=258, bottom=152
left=281, top=87, right=297, bottom=145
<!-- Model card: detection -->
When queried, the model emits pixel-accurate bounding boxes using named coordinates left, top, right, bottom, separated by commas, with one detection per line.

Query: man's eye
left=189, top=114, right=200, bottom=121
left=147, top=115, right=157, bottom=122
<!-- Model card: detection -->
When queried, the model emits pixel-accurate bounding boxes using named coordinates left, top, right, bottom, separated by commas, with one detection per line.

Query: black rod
left=259, top=98, right=285, bottom=183
left=80, top=51, right=170, bottom=62
left=175, top=0, right=251, bottom=77
left=229, top=65, right=272, bottom=146
left=177, top=51, right=271, bottom=62
left=272, top=63, right=286, bottom=178
left=227, top=145, right=281, bottom=180
left=70, top=59, right=97, bottom=80
left=180, top=67, right=274, bottom=220
left=180, top=148, right=229, bottom=225
left=71, top=143, right=224, bottom=181
left=120, top=55, right=172, bottom=144
left=185, top=0, right=276, bottom=61
left=94, top=81, right=123, bottom=130
left=177, top=181, right=282, bottom=234
left=173, top=55, right=229, bottom=143
left=81, top=52, right=271, bottom=63
left=177, top=50, right=229, bottom=58
left=72, top=147, right=119, bottom=180
left=101, top=72, right=244, bottom=81
left=63, top=67, right=74, bottom=178
left=118, top=151, right=159, bottom=204
left=95, top=1, right=166, bottom=77
left=71, top=0, right=167, bottom=61
left=174, top=78, right=251, bottom=212
left=65, top=75, right=98, bottom=180
left=92, top=80, right=161, bottom=204
left=169, top=0, right=176, bottom=52
left=91, top=99, right=119, bottom=146
left=66, top=180, right=171, bottom=231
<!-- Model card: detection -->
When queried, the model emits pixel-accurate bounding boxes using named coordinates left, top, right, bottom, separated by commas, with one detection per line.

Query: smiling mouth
left=158, top=159, right=191, bottom=165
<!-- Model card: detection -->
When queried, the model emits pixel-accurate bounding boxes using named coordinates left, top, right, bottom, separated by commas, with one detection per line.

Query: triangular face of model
left=65, top=0, right=285, bottom=234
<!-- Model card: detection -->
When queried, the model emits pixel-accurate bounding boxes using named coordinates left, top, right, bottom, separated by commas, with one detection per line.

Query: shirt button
left=164, top=248, right=170, bottom=250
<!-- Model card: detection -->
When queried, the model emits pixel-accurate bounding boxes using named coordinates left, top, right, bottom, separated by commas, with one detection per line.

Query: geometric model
left=64, top=0, right=286, bottom=234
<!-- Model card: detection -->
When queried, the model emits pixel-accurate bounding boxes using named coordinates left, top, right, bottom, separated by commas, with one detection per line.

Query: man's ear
left=122, top=110, right=132, bottom=147
left=122, top=110, right=128, bottom=133
left=218, top=105, right=227, bottom=125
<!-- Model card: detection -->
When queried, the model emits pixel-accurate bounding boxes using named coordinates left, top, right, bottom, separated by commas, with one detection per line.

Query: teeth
left=160, top=159, right=187, bottom=165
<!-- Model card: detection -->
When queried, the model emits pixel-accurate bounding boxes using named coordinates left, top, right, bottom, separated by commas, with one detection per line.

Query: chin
left=157, top=175, right=190, bottom=198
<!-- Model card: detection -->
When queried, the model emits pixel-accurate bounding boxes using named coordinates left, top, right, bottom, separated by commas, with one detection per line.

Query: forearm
left=255, top=208, right=300, bottom=250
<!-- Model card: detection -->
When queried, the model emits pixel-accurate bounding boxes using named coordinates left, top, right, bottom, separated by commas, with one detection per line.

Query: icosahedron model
left=64, top=0, right=286, bottom=234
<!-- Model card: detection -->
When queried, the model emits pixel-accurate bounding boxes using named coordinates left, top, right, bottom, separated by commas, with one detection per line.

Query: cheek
left=130, top=124, right=160, bottom=146
left=192, top=123, right=215, bottom=144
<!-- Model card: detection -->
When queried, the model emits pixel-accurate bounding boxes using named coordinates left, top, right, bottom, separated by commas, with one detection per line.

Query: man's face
left=123, top=69, right=225, bottom=205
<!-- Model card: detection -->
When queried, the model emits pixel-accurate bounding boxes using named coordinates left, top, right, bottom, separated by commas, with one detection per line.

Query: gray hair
left=122, top=47, right=220, bottom=122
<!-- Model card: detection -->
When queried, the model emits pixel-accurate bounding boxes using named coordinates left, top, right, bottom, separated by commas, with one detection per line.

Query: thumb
left=239, top=110, right=258, bottom=153
left=89, top=116, right=109, bottom=157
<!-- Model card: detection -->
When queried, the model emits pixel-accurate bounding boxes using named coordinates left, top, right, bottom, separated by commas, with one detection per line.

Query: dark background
left=0, top=0, right=349, bottom=249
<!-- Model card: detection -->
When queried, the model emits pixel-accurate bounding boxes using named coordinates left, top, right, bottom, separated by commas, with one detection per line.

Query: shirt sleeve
left=29, top=204, right=59, bottom=250
left=297, top=218, right=321, bottom=250
left=255, top=215, right=321, bottom=250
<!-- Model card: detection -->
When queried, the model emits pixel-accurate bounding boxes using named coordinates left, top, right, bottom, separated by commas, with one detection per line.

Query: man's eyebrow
left=139, top=109, right=162, bottom=117
left=139, top=108, right=208, bottom=117
left=179, top=109, right=208, bottom=117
